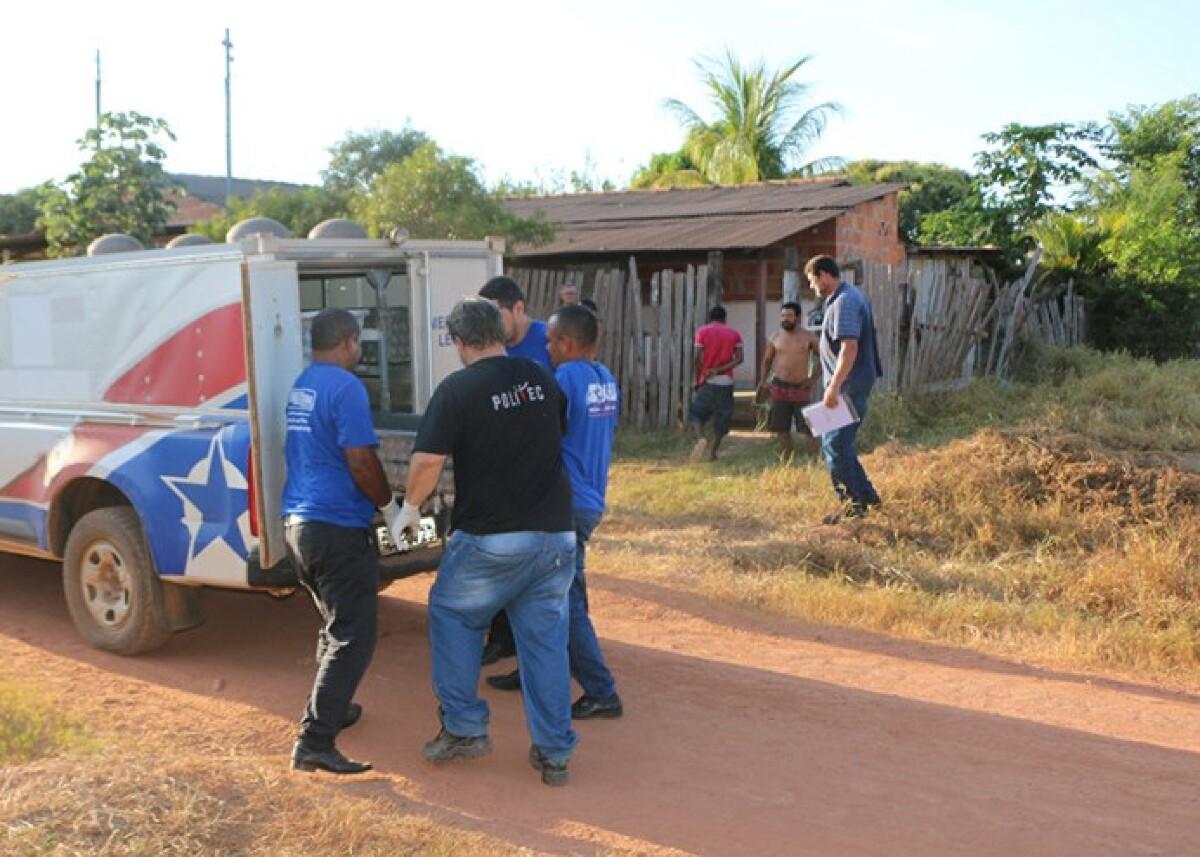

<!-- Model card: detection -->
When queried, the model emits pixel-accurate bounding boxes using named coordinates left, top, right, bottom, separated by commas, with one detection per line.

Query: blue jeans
left=428, top=529, right=578, bottom=765
left=569, top=508, right=618, bottom=701
left=820, top=385, right=880, bottom=505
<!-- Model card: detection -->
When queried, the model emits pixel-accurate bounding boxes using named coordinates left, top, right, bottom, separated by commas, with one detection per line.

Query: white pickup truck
left=0, top=225, right=500, bottom=653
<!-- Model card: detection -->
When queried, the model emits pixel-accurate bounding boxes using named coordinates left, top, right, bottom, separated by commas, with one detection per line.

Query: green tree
left=353, top=142, right=552, bottom=244
left=0, top=188, right=41, bottom=236
left=843, top=160, right=972, bottom=243
left=973, top=122, right=1101, bottom=231
left=659, top=50, right=841, bottom=185
left=1105, top=96, right=1200, bottom=215
left=1096, top=153, right=1200, bottom=286
left=629, top=151, right=707, bottom=189
left=192, top=186, right=350, bottom=241
left=1026, top=210, right=1108, bottom=284
left=38, top=112, right=178, bottom=256
left=322, top=126, right=431, bottom=195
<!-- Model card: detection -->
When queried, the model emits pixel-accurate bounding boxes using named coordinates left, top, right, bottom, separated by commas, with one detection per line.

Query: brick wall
left=833, top=193, right=906, bottom=269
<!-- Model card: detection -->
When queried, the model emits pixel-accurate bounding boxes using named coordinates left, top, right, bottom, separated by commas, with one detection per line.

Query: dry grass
left=601, top=348, right=1200, bottom=688
left=0, top=678, right=533, bottom=857
left=0, top=748, right=522, bottom=856
left=0, top=682, right=91, bottom=765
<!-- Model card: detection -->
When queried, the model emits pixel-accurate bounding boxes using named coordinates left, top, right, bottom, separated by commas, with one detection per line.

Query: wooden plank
left=684, top=266, right=702, bottom=421
left=647, top=272, right=661, bottom=428
left=660, top=271, right=675, bottom=429
left=631, top=258, right=646, bottom=430
left=671, top=268, right=685, bottom=427
left=679, top=265, right=694, bottom=427
left=628, top=266, right=638, bottom=424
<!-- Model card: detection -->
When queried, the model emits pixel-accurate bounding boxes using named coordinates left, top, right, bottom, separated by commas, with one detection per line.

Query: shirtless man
left=759, top=302, right=820, bottom=458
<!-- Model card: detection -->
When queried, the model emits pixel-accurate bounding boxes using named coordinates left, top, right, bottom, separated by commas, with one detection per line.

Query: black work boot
left=291, top=741, right=372, bottom=775
left=572, top=694, right=623, bottom=720
left=422, top=728, right=493, bottom=762
left=486, top=669, right=522, bottom=691
left=528, top=744, right=569, bottom=786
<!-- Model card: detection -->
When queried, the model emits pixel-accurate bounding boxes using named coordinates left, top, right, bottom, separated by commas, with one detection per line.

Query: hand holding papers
left=802, top=395, right=859, bottom=436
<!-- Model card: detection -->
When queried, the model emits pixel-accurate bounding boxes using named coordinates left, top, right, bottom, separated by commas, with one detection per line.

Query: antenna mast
left=223, top=29, right=234, bottom=202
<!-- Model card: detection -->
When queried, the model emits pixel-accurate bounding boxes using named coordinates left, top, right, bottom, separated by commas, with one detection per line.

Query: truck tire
left=62, top=507, right=173, bottom=655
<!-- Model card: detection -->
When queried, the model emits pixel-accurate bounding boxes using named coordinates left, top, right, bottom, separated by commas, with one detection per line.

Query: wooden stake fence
left=510, top=260, right=707, bottom=429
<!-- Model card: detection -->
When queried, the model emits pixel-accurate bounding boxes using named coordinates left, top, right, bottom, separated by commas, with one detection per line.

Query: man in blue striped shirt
left=806, top=255, right=883, bottom=524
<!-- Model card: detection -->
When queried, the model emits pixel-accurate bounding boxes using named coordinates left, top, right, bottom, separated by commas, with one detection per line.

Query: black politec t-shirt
left=414, top=356, right=573, bottom=535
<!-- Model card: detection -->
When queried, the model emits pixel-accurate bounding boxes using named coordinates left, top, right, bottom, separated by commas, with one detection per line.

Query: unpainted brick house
left=503, top=179, right=907, bottom=386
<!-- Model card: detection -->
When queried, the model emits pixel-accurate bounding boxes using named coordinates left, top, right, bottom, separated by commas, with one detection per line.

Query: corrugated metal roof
left=516, top=211, right=837, bottom=255
left=504, top=179, right=906, bottom=224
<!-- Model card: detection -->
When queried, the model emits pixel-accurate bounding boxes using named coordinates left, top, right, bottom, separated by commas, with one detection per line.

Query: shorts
left=767, top=379, right=813, bottom=435
left=688, top=383, right=735, bottom=436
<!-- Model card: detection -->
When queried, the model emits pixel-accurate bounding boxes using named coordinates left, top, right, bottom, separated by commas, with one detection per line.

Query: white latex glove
left=381, top=498, right=421, bottom=547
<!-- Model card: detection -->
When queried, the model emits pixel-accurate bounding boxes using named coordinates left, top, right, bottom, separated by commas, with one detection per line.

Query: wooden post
left=755, top=252, right=768, bottom=386
left=706, top=251, right=723, bottom=311
left=783, top=246, right=801, bottom=305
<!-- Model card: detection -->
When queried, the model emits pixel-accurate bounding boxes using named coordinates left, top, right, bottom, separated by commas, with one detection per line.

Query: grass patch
left=600, top=347, right=1200, bottom=687
left=0, top=681, right=90, bottom=764
left=0, top=748, right=528, bottom=856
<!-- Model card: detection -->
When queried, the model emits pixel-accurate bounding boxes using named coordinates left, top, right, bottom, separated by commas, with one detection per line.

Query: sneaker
left=422, top=728, right=493, bottom=763
left=689, top=436, right=711, bottom=462
left=528, top=745, right=569, bottom=786
left=572, top=694, right=623, bottom=720
left=863, top=493, right=883, bottom=508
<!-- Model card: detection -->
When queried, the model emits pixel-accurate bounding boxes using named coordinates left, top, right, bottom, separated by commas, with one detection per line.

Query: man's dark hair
left=580, top=298, right=598, bottom=313
left=549, top=303, right=599, bottom=348
left=478, top=275, right=526, bottom=310
left=310, top=308, right=360, bottom=351
left=804, top=255, right=840, bottom=279
left=781, top=301, right=802, bottom=315
left=447, top=297, right=507, bottom=349
left=708, top=305, right=727, bottom=322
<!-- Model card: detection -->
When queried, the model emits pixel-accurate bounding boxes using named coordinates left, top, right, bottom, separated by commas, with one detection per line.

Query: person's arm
left=802, top=335, right=819, bottom=386
left=693, top=343, right=707, bottom=384
left=823, top=338, right=858, bottom=408
left=710, top=343, right=743, bottom=376
left=403, top=452, right=447, bottom=509
left=345, top=447, right=392, bottom=507
left=759, top=340, right=776, bottom=389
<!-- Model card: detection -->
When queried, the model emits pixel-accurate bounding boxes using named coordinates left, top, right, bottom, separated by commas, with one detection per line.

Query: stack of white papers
left=801, top=397, right=859, bottom=436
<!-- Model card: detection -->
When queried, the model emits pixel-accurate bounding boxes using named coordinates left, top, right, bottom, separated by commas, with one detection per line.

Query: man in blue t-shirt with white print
left=283, top=308, right=409, bottom=775
left=487, top=303, right=624, bottom=720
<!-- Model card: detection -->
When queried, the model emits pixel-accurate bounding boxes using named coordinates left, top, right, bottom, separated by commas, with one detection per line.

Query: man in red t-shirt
left=688, top=306, right=744, bottom=461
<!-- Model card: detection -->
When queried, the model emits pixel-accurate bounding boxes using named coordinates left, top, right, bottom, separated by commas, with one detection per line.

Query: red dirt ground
left=1, top=554, right=1198, bottom=856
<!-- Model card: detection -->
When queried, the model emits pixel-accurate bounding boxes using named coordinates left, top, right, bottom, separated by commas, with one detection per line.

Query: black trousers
left=285, top=520, right=378, bottom=751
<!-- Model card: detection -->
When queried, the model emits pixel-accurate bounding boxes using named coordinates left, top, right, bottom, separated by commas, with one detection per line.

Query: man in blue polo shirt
left=487, top=303, right=623, bottom=719
left=805, top=255, right=883, bottom=524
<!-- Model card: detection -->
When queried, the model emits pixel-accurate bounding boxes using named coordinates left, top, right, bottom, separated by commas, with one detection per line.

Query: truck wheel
left=62, top=507, right=173, bottom=655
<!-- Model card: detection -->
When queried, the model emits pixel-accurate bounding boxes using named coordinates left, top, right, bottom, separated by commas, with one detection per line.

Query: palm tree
left=658, top=50, right=842, bottom=186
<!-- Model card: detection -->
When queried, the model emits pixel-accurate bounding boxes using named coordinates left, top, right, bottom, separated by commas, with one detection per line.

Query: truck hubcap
left=80, top=540, right=133, bottom=628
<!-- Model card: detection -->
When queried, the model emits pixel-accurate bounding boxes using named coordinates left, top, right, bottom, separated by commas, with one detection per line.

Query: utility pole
left=94, top=50, right=102, bottom=147
left=223, top=29, right=233, bottom=202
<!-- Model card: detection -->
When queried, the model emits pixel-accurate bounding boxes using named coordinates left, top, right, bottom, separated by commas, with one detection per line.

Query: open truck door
left=241, top=260, right=304, bottom=573
left=409, top=239, right=504, bottom=410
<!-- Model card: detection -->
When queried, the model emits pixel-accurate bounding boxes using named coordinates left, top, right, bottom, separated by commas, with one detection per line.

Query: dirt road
left=1, top=554, right=1198, bottom=856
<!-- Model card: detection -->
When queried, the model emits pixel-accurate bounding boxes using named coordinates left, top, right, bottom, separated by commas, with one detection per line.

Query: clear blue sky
left=1, top=0, right=1195, bottom=194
